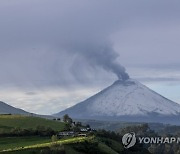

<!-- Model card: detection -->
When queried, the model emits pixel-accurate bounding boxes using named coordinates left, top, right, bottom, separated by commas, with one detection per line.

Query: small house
left=58, top=131, right=75, bottom=137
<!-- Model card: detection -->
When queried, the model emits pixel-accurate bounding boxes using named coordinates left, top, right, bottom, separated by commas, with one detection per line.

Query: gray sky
left=0, top=0, right=180, bottom=114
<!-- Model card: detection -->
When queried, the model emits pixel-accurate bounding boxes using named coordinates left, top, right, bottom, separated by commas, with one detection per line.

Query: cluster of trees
left=60, top=119, right=180, bottom=154
left=72, top=140, right=100, bottom=154
left=95, top=129, right=122, bottom=142
left=148, top=142, right=180, bottom=154
left=0, top=126, right=56, bottom=137
left=147, top=129, right=180, bottom=154
left=62, top=114, right=85, bottom=132
left=119, top=123, right=157, bottom=137
left=95, top=128, right=150, bottom=154
left=159, top=125, right=180, bottom=135
left=22, top=144, right=66, bottom=154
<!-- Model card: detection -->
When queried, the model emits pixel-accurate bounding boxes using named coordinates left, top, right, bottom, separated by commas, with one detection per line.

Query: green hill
left=0, top=118, right=151, bottom=154
left=0, top=115, right=65, bottom=133
left=0, top=136, right=150, bottom=154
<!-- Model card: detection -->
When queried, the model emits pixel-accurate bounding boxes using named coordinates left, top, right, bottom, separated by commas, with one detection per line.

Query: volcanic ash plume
left=73, top=43, right=129, bottom=81
left=99, top=55, right=129, bottom=81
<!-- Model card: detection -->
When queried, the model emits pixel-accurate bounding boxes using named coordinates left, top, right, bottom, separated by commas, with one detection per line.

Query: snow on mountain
left=88, top=79, right=180, bottom=116
left=55, top=79, right=180, bottom=124
left=0, top=101, right=29, bottom=115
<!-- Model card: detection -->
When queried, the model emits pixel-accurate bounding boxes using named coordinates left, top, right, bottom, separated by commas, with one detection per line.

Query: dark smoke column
left=108, top=60, right=129, bottom=81
left=117, top=72, right=129, bottom=81
left=69, top=43, right=130, bottom=81
left=93, top=45, right=130, bottom=81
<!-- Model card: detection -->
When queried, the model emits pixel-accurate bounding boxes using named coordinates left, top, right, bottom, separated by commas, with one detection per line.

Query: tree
left=63, top=114, right=69, bottom=122
left=63, top=114, right=73, bottom=125
left=64, top=123, right=71, bottom=131
left=86, top=124, right=90, bottom=128
left=73, top=126, right=81, bottom=132
left=51, top=135, right=58, bottom=142
left=76, top=122, right=82, bottom=127
left=67, top=117, right=73, bottom=124
left=63, top=114, right=70, bottom=122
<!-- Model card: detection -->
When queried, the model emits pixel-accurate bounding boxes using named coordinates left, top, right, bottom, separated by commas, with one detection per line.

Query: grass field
left=0, top=136, right=92, bottom=153
left=0, top=136, right=50, bottom=151
left=97, top=137, right=124, bottom=153
left=98, top=142, right=118, bottom=154
left=0, top=115, right=65, bottom=133
left=0, top=134, right=125, bottom=154
left=0, top=115, right=127, bottom=154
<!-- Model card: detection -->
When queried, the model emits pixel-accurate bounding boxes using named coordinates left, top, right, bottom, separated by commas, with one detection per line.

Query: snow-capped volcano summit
left=88, top=79, right=180, bottom=116
left=55, top=79, right=180, bottom=124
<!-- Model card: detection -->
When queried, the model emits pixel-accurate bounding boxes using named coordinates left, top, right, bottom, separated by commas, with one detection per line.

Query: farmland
left=0, top=115, right=153, bottom=154
left=0, top=136, right=50, bottom=151
left=0, top=136, right=91, bottom=153
left=0, top=115, right=65, bottom=134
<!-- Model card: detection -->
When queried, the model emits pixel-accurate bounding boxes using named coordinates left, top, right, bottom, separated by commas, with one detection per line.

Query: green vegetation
left=0, top=136, right=50, bottom=151
left=97, top=137, right=124, bottom=153
left=0, top=114, right=149, bottom=154
left=51, top=135, right=58, bottom=142
left=0, top=115, right=65, bottom=137
left=63, top=114, right=73, bottom=124
left=64, top=145, right=83, bottom=154
left=1, top=136, right=92, bottom=153
left=118, top=123, right=180, bottom=154
left=0, top=133, right=149, bottom=154
left=1, top=114, right=179, bottom=153
left=0, top=115, right=65, bottom=133
left=98, top=142, right=118, bottom=154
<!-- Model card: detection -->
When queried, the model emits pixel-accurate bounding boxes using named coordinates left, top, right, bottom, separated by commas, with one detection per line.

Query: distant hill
left=0, top=115, right=65, bottom=133
left=0, top=101, right=29, bottom=115
left=0, top=101, right=54, bottom=119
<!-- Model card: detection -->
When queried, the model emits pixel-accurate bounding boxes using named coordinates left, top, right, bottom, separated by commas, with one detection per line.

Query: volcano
left=55, top=79, right=180, bottom=125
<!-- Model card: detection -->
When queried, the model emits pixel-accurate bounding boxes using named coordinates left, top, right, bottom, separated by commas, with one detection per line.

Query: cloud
left=25, top=92, right=37, bottom=96
left=0, top=0, right=180, bottom=113
left=1, top=0, right=180, bottom=87
left=0, top=87, right=101, bottom=114
left=0, top=0, right=132, bottom=88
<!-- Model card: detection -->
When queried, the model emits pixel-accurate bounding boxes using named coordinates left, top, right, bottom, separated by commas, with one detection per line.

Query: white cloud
left=0, top=87, right=102, bottom=114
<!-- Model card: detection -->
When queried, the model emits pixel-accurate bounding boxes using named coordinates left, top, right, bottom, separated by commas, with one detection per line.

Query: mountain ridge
left=0, top=101, right=29, bottom=115
left=0, top=101, right=54, bottom=119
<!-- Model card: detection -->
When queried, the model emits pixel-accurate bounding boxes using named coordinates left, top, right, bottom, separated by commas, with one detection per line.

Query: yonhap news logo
left=122, top=132, right=180, bottom=149
left=122, top=132, right=136, bottom=149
